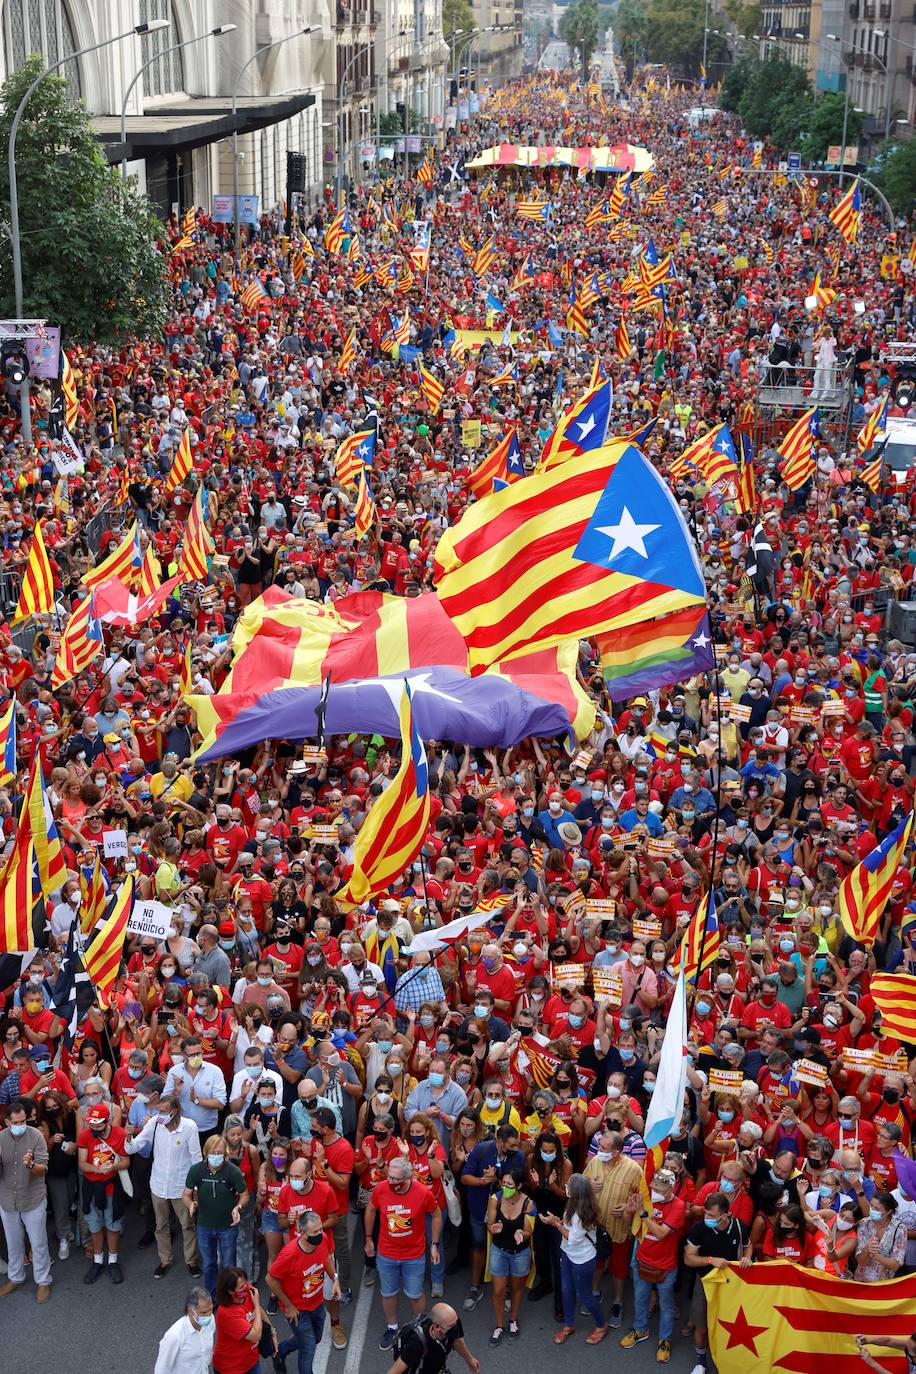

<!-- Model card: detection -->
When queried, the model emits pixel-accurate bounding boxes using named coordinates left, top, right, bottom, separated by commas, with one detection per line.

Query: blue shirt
left=618, top=808, right=664, bottom=836
left=460, top=1142, right=526, bottom=1221
left=535, top=808, right=578, bottom=848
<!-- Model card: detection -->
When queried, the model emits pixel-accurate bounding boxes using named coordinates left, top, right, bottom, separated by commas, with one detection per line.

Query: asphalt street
left=3, top=1214, right=700, bottom=1374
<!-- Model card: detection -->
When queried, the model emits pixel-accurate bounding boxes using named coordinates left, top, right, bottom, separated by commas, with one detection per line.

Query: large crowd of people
left=0, top=59, right=914, bottom=1374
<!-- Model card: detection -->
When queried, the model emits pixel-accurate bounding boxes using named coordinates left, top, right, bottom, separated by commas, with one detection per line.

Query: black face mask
left=883, top=1089, right=900, bottom=1104
left=301, top=1234, right=322, bottom=1248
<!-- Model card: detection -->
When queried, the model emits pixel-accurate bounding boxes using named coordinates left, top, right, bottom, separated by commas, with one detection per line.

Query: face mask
left=485, top=1096, right=502, bottom=1110
left=591, top=789, right=604, bottom=802
left=473, top=1004, right=488, bottom=1019
left=127, top=1066, right=144, bottom=1080
left=620, top=1048, right=635, bottom=1062
left=388, top=1063, right=403, bottom=1076
left=220, top=939, right=235, bottom=951
left=523, top=807, right=534, bottom=819
left=704, top=1216, right=719, bottom=1230
left=619, top=1018, right=631, bottom=1031
left=836, top=1216, right=855, bottom=1232
left=257, top=975, right=272, bottom=987
left=290, top=1177, right=307, bottom=1193
left=839, top=1117, right=854, bottom=1130
left=718, top=1111, right=734, bottom=1124
left=596, top=1150, right=616, bottom=1163
left=696, top=1001, right=711, bottom=1018
left=9, top=1122, right=27, bottom=1137
left=307, top=955, right=322, bottom=967
left=271, top=1154, right=287, bottom=1170
left=207, top=1153, right=224, bottom=1168
left=548, top=801, right=562, bottom=814
left=650, top=1188, right=667, bottom=1202
left=630, top=954, right=645, bottom=968
left=187, top=1056, right=203, bottom=1070
left=34, top=1061, right=50, bottom=1074
left=869, top=1207, right=884, bottom=1222
left=428, top=1069, right=447, bottom=1088
left=824, top=1015, right=839, bottom=1029
left=644, top=1080, right=656, bottom=1093
left=568, top=1013, right=584, bottom=1028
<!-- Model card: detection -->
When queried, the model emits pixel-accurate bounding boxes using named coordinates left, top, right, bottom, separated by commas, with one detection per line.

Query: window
left=3, top=0, right=80, bottom=95
left=138, top=0, right=185, bottom=98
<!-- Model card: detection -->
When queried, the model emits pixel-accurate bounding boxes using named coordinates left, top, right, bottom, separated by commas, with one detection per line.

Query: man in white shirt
left=125, top=1094, right=202, bottom=1279
left=163, top=1035, right=228, bottom=1143
left=153, top=1288, right=214, bottom=1374
left=229, top=1045, right=283, bottom=1116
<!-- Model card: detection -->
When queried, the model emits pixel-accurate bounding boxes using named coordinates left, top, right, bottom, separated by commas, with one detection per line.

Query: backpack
left=392, top=1317, right=429, bottom=1368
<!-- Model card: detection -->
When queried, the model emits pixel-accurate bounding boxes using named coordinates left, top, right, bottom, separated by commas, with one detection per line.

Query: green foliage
left=723, top=0, right=763, bottom=37
left=634, top=0, right=728, bottom=77
left=0, top=56, right=168, bottom=347
left=874, top=137, right=916, bottom=214
left=560, top=0, right=600, bottom=75
left=800, top=91, right=862, bottom=163
left=720, top=54, right=755, bottom=111
left=614, top=0, right=648, bottom=63
left=379, top=109, right=424, bottom=136
left=443, top=0, right=474, bottom=41
left=737, top=54, right=810, bottom=141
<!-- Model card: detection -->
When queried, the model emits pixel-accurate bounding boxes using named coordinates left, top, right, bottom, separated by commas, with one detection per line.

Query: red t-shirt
left=268, top=1233, right=331, bottom=1311
left=371, top=1178, right=437, bottom=1260
left=77, top=1123, right=128, bottom=1180
left=214, top=1289, right=259, bottom=1374
left=276, top=1177, right=339, bottom=1232
left=318, top=1136, right=355, bottom=1214
left=636, top=1194, right=686, bottom=1270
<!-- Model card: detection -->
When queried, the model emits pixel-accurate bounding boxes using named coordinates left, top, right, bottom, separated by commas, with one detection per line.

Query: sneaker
left=153, top=1263, right=171, bottom=1279
left=508, top=1321, right=520, bottom=1341
left=489, top=1329, right=504, bottom=1347
left=363, top=1266, right=376, bottom=1287
left=107, top=1262, right=124, bottom=1285
left=57, top=1239, right=70, bottom=1261
left=83, top=1263, right=103, bottom=1286
left=188, top=1265, right=202, bottom=1279
left=609, top=1302, right=624, bottom=1329
left=620, top=1329, right=650, bottom=1349
left=690, top=1365, right=708, bottom=1374
left=379, top=1327, right=398, bottom=1352
left=463, top=1286, right=483, bottom=1311
left=430, top=1282, right=444, bottom=1298
left=331, top=1324, right=347, bottom=1350
left=339, top=1289, right=353, bottom=1306
left=657, top=1341, right=671, bottom=1364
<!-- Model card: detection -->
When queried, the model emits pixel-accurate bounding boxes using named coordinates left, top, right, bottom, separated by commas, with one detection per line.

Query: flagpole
left=687, top=605, right=721, bottom=1026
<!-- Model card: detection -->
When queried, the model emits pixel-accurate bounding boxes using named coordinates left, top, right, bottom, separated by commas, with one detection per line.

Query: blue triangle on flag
left=573, top=443, right=706, bottom=597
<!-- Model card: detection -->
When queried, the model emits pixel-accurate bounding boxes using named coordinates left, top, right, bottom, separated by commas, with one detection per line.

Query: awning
left=93, top=92, right=315, bottom=163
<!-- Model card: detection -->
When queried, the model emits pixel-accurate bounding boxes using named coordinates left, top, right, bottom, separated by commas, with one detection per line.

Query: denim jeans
left=560, top=1251, right=605, bottom=1328
left=426, top=1213, right=445, bottom=1288
left=279, top=1304, right=326, bottom=1374
left=632, top=1254, right=677, bottom=1341
left=197, top=1224, right=238, bottom=1296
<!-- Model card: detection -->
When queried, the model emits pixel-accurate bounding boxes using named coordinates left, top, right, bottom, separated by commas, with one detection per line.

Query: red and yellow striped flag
left=858, top=391, right=889, bottom=453
left=12, top=520, right=55, bottom=623
left=61, top=353, right=79, bottom=430
left=179, top=641, right=193, bottom=699
left=838, top=812, right=913, bottom=948
left=164, top=428, right=193, bottom=496
left=870, top=972, right=916, bottom=1041
left=860, top=456, right=882, bottom=493
left=334, top=429, right=375, bottom=488
left=472, top=234, right=499, bottom=277
left=138, top=543, right=161, bottom=599
left=80, top=851, right=108, bottom=936
left=616, top=316, right=631, bottom=360
left=779, top=407, right=819, bottom=491
left=419, top=362, right=445, bottom=414
left=0, top=825, right=35, bottom=953
left=339, top=328, right=357, bottom=374
left=82, top=877, right=135, bottom=1007
left=353, top=469, right=377, bottom=542
left=81, top=522, right=140, bottom=592
left=177, top=487, right=214, bottom=584
left=671, top=889, right=720, bottom=983
left=51, top=591, right=103, bottom=689
left=735, top=458, right=757, bottom=515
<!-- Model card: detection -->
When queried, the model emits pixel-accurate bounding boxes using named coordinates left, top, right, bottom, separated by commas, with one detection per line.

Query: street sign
left=788, top=151, right=801, bottom=171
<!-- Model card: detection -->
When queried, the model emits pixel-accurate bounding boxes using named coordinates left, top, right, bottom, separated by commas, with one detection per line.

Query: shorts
left=469, top=1217, right=488, bottom=1249
left=489, top=1246, right=532, bottom=1279
left=606, top=1237, right=633, bottom=1281
left=84, top=1195, right=123, bottom=1235
left=261, top=1210, right=282, bottom=1234
left=376, top=1253, right=426, bottom=1300
left=689, top=1277, right=709, bottom=1329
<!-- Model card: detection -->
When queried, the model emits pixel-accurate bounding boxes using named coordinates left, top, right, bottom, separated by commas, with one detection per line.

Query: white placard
left=127, top=899, right=174, bottom=942
left=103, top=829, right=128, bottom=857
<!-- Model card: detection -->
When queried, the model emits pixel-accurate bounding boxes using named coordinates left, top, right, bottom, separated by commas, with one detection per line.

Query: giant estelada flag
left=704, top=1258, right=916, bottom=1373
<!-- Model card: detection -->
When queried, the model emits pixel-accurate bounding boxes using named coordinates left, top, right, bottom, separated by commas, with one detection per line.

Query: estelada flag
left=704, top=1257, right=916, bottom=1374
left=838, top=811, right=914, bottom=947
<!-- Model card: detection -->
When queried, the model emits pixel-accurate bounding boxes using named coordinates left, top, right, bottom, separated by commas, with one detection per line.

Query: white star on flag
left=575, top=413, right=596, bottom=440
left=692, top=630, right=711, bottom=650
left=596, top=506, right=661, bottom=561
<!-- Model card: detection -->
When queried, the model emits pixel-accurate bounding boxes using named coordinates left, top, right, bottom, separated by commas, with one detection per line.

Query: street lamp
left=233, top=24, right=320, bottom=263
left=120, top=24, right=236, bottom=181
left=7, top=17, right=170, bottom=445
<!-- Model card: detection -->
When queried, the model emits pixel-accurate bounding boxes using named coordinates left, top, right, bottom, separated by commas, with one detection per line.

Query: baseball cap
left=86, top=1104, right=110, bottom=1123
left=29, top=1044, right=52, bottom=1061
left=218, top=920, right=235, bottom=937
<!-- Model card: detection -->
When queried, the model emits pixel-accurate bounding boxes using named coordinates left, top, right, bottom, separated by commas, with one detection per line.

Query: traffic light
left=1, top=343, right=28, bottom=386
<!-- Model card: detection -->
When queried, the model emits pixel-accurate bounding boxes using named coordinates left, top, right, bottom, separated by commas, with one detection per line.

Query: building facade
left=0, top=0, right=328, bottom=217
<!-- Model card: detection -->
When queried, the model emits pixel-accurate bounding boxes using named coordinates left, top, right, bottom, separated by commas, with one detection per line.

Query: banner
left=705, top=1259, right=916, bottom=1373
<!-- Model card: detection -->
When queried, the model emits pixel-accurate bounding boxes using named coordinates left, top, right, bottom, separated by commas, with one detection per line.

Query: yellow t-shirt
left=478, top=1101, right=522, bottom=1135
left=150, top=771, right=193, bottom=803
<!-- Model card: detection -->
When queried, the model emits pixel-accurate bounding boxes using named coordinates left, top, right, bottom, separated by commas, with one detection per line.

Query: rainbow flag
left=596, top=606, right=715, bottom=702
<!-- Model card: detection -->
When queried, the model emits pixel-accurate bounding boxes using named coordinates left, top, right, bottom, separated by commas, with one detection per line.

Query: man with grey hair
left=153, top=1287, right=214, bottom=1374
left=365, top=1156, right=441, bottom=1350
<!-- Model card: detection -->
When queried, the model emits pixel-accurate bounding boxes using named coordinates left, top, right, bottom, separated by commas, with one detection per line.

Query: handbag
left=442, top=1168, right=463, bottom=1228
left=258, top=1319, right=278, bottom=1357
left=590, top=1225, right=612, bottom=1263
left=637, top=1257, right=670, bottom=1284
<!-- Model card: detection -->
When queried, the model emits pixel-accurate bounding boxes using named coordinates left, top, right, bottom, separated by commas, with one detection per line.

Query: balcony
left=336, top=5, right=352, bottom=27
left=863, top=1, right=876, bottom=15
left=880, top=0, right=892, bottom=14
left=849, top=1, right=859, bottom=15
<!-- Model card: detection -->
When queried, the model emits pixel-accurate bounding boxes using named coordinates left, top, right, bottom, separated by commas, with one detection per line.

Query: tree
left=723, top=0, right=763, bottom=37
left=615, top=0, right=648, bottom=66
left=874, top=137, right=916, bottom=214
left=560, top=0, right=600, bottom=75
left=800, top=91, right=863, bottom=163
left=721, top=54, right=755, bottom=112
left=643, top=0, right=727, bottom=77
left=737, top=54, right=810, bottom=141
left=443, top=0, right=474, bottom=43
left=0, top=57, right=168, bottom=347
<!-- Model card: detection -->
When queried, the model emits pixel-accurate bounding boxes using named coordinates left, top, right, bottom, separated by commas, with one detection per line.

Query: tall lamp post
left=8, top=17, right=170, bottom=446
left=121, top=23, right=236, bottom=182
left=234, top=24, right=320, bottom=263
